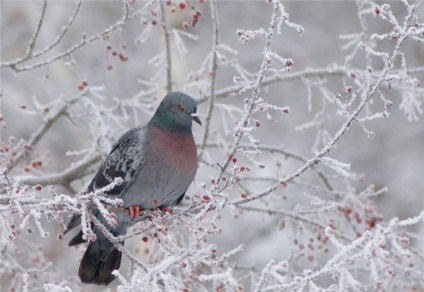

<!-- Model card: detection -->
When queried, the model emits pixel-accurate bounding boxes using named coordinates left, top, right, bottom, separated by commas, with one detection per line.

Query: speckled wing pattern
left=65, top=127, right=145, bottom=233
left=88, top=127, right=146, bottom=197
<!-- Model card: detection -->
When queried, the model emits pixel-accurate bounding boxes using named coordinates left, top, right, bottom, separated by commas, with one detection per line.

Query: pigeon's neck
left=148, top=114, right=192, bottom=134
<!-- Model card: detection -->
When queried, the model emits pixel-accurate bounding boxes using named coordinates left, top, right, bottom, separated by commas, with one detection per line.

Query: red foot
left=129, top=206, right=141, bottom=221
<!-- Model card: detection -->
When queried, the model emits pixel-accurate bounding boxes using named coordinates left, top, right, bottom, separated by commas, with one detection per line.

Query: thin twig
left=198, top=0, right=219, bottom=160
left=202, top=142, right=333, bottom=191
left=8, top=92, right=85, bottom=173
left=17, top=153, right=101, bottom=186
left=231, top=32, right=409, bottom=207
left=0, top=0, right=154, bottom=72
left=24, top=0, right=47, bottom=61
left=31, top=0, right=83, bottom=60
left=159, top=0, right=172, bottom=93
left=89, top=213, right=149, bottom=272
left=218, top=3, right=280, bottom=178
left=240, top=205, right=351, bottom=242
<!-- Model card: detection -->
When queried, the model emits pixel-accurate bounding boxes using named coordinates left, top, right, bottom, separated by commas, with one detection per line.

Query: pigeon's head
left=150, top=92, right=201, bottom=132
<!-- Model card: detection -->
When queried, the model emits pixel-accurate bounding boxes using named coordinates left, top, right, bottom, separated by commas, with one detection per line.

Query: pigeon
left=65, top=92, right=201, bottom=285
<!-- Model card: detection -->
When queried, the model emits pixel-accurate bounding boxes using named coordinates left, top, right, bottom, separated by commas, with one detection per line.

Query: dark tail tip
left=78, top=240, right=123, bottom=285
left=68, top=230, right=86, bottom=246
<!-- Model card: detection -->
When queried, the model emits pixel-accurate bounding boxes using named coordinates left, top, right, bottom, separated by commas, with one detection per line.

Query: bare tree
left=1, top=0, right=424, bottom=291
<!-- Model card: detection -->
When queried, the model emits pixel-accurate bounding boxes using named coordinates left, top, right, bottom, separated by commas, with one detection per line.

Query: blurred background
left=1, top=1, right=424, bottom=290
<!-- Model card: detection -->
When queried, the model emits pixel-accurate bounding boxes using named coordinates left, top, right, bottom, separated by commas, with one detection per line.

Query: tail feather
left=78, top=239, right=124, bottom=285
left=68, top=230, right=86, bottom=246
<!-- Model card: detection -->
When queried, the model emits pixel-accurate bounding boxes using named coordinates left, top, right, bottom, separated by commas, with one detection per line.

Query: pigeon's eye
left=178, top=105, right=185, bottom=112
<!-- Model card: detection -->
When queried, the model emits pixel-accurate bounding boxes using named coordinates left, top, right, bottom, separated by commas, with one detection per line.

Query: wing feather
left=88, top=127, right=146, bottom=197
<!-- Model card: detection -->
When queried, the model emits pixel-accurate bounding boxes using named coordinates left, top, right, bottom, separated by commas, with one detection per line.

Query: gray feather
left=66, top=92, right=199, bottom=285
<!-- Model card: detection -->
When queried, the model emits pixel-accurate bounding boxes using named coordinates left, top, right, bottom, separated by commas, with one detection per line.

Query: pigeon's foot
left=129, top=206, right=141, bottom=221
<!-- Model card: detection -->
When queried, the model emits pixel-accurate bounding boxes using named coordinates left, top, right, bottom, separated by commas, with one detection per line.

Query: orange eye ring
left=178, top=105, right=185, bottom=112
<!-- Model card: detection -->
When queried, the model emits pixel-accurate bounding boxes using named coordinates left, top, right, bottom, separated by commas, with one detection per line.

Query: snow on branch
left=1, top=0, right=424, bottom=290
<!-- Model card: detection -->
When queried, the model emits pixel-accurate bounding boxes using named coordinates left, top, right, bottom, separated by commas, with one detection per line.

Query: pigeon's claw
left=129, top=206, right=141, bottom=221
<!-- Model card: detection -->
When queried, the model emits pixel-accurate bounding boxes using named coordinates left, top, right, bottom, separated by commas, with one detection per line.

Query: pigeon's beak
left=191, top=113, right=202, bottom=126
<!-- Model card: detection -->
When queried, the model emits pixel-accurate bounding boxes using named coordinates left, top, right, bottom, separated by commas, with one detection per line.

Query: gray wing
left=65, top=127, right=146, bottom=234
left=88, top=127, right=146, bottom=196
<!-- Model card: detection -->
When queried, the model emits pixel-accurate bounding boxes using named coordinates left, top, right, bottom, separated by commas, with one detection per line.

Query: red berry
left=344, top=206, right=352, bottom=215
left=119, top=53, right=128, bottom=62
left=82, top=80, right=88, bottom=87
left=232, top=158, right=237, bottom=163
left=35, top=184, right=42, bottom=191
left=36, top=160, right=42, bottom=167
left=179, top=2, right=186, bottom=9
left=241, top=193, right=247, bottom=199
left=78, top=84, right=84, bottom=91
left=182, top=21, right=189, bottom=29
left=203, top=195, right=210, bottom=201
left=24, top=166, right=30, bottom=172
left=143, top=237, right=148, bottom=242
left=255, top=121, right=261, bottom=127
left=375, top=7, right=380, bottom=15
left=107, top=65, right=113, bottom=70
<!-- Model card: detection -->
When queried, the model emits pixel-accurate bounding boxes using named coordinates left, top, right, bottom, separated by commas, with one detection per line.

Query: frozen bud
left=382, top=4, right=391, bottom=11
left=203, top=195, right=210, bottom=202
left=367, top=66, right=373, bottom=73
left=114, top=177, right=124, bottom=185
left=285, top=59, right=294, bottom=67
left=57, top=233, right=64, bottom=240
left=358, top=42, right=366, bottom=49
left=349, top=72, right=357, bottom=79
left=282, top=106, right=290, bottom=114
left=182, top=21, right=189, bottom=30
left=374, top=7, right=380, bottom=16
left=367, top=131, right=375, bottom=139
